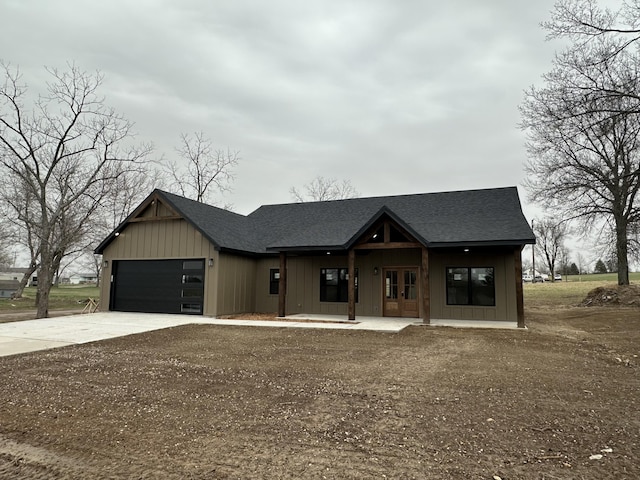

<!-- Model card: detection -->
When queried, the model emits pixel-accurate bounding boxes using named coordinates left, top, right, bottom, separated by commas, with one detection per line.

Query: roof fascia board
left=266, top=245, right=346, bottom=253
left=429, top=239, right=536, bottom=248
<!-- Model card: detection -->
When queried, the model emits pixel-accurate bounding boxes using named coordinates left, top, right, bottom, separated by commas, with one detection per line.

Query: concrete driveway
left=0, top=312, right=421, bottom=357
left=0, top=312, right=203, bottom=357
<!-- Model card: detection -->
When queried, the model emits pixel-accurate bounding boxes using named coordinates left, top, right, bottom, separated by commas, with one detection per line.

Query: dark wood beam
left=514, top=248, right=525, bottom=328
left=278, top=253, right=287, bottom=318
left=348, top=249, right=355, bottom=321
left=353, top=242, right=422, bottom=250
left=421, top=247, right=430, bottom=324
left=383, top=222, right=390, bottom=243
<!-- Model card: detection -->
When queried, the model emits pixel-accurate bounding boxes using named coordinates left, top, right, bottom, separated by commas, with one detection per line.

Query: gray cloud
left=1, top=0, right=561, bottom=217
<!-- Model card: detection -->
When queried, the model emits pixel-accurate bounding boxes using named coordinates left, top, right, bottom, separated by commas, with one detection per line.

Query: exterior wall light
left=373, top=267, right=379, bottom=275
left=208, top=258, right=214, bottom=267
left=103, top=259, right=108, bottom=267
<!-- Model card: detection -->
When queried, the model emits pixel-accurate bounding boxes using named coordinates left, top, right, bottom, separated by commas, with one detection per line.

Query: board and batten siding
left=215, top=252, right=257, bottom=315
left=254, top=258, right=280, bottom=313
left=429, top=249, right=518, bottom=322
left=99, top=219, right=220, bottom=316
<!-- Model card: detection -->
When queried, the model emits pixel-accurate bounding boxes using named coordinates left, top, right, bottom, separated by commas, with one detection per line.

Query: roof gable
left=350, top=208, right=423, bottom=248
left=95, top=190, right=263, bottom=255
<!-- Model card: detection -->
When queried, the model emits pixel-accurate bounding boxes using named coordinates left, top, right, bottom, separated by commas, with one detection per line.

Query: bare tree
left=576, top=251, right=589, bottom=279
left=629, top=220, right=640, bottom=263
left=544, top=1, right=640, bottom=50
left=0, top=196, right=13, bottom=267
left=0, top=174, right=41, bottom=297
left=532, top=218, right=569, bottom=282
left=100, top=166, right=165, bottom=229
left=290, top=176, right=359, bottom=202
left=521, top=31, right=640, bottom=285
left=0, top=217, right=10, bottom=268
left=557, top=245, right=571, bottom=278
left=0, top=62, right=151, bottom=317
left=164, top=132, right=238, bottom=204
left=543, top=1, right=640, bottom=113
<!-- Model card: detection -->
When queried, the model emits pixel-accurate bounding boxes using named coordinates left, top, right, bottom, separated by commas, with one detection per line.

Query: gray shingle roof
left=248, top=187, right=535, bottom=252
left=159, top=191, right=264, bottom=253
left=96, top=187, right=535, bottom=255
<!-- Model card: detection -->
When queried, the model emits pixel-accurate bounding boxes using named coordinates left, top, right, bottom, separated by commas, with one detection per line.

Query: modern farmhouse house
left=95, top=187, right=535, bottom=327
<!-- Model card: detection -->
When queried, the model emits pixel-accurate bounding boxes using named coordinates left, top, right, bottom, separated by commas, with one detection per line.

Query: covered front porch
left=275, top=213, right=432, bottom=323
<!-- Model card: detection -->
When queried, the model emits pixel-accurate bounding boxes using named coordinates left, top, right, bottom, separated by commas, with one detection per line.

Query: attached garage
left=110, top=259, right=205, bottom=314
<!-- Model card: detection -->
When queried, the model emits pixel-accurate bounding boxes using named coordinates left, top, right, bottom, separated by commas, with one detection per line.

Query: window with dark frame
left=320, top=268, right=358, bottom=303
left=180, top=259, right=203, bottom=314
left=446, top=267, right=495, bottom=306
left=183, top=260, right=204, bottom=270
left=269, top=268, right=280, bottom=295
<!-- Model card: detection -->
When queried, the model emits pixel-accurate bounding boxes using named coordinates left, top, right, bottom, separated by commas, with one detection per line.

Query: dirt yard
left=0, top=306, right=638, bottom=479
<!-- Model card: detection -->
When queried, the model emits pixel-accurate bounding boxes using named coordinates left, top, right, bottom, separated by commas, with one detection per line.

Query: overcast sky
left=1, top=0, right=572, bottom=219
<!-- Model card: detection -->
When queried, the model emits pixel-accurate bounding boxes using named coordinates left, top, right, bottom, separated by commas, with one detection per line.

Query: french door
left=383, top=268, right=419, bottom=317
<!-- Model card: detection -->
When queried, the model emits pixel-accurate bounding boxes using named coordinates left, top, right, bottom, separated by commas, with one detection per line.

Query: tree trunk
left=93, top=255, right=102, bottom=289
left=615, top=217, right=630, bottom=285
left=35, top=260, right=55, bottom=318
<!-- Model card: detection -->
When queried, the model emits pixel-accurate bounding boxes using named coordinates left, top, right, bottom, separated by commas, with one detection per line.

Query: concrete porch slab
left=201, top=314, right=418, bottom=332
left=430, top=319, right=522, bottom=329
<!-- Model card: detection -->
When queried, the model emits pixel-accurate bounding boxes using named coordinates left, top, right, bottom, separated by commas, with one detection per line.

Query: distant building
left=0, top=268, right=28, bottom=282
left=69, top=273, right=98, bottom=285
left=0, top=280, right=20, bottom=298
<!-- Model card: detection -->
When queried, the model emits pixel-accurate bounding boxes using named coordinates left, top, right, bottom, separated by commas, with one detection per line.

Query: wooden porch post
left=348, top=249, right=356, bottom=321
left=514, top=247, right=525, bottom=328
left=421, top=247, right=430, bottom=324
left=278, top=252, right=287, bottom=318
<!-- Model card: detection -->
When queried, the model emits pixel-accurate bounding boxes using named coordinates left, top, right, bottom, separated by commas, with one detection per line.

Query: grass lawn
left=524, top=273, right=639, bottom=308
left=0, top=285, right=100, bottom=312
left=562, top=271, right=640, bottom=283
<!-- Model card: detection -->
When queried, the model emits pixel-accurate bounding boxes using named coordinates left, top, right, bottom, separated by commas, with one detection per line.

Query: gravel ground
left=0, top=306, right=638, bottom=479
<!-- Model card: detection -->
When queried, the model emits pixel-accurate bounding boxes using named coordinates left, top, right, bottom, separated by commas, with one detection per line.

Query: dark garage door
left=110, top=259, right=205, bottom=314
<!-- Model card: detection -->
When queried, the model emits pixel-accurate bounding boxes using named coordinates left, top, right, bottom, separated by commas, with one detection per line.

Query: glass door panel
left=385, top=271, right=398, bottom=299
